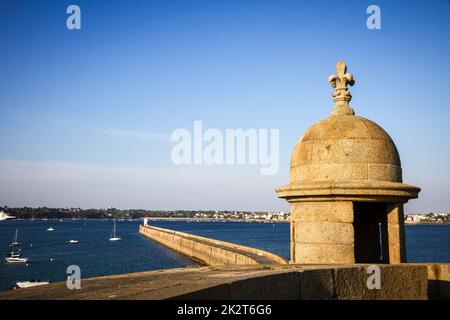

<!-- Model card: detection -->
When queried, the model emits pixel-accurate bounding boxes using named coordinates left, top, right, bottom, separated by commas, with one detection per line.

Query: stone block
left=294, top=243, right=355, bottom=264
left=362, top=118, right=391, bottom=139
left=301, top=116, right=372, bottom=141
left=291, top=140, right=313, bottom=167
left=229, top=271, right=300, bottom=300
left=426, top=263, right=450, bottom=300
left=299, top=269, right=335, bottom=299
left=333, top=266, right=367, bottom=299
left=368, top=163, right=402, bottom=182
left=310, top=139, right=366, bottom=164
left=291, top=201, right=353, bottom=223
left=333, top=265, right=428, bottom=300
left=295, top=221, right=354, bottom=245
left=294, top=163, right=368, bottom=181
left=365, top=139, right=392, bottom=164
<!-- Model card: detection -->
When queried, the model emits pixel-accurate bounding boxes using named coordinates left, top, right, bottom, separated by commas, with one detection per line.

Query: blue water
left=404, top=224, right=450, bottom=262
left=0, top=220, right=449, bottom=291
left=0, top=220, right=193, bottom=291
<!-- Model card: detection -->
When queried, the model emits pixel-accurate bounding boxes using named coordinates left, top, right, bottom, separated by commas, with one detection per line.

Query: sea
left=0, top=219, right=449, bottom=291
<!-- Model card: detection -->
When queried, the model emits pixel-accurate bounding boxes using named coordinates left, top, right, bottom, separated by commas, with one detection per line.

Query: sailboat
left=109, top=219, right=121, bottom=241
left=11, top=229, right=19, bottom=246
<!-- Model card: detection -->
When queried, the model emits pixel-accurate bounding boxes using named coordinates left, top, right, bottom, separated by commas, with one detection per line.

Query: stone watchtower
left=276, top=61, right=420, bottom=265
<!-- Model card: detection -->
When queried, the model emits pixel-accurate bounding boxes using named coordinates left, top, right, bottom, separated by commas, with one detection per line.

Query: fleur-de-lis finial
left=328, top=60, right=355, bottom=116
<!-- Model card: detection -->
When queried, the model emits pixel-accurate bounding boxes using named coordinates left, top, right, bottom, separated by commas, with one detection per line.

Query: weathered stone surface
left=292, top=163, right=369, bottom=181
left=299, top=268, right=335, bottom=299
left=425, top=263, right=450, bottom=300
left=368, top=163, right=402, bottom=182
left=291, top=139, right=313, bottom=166
left=0, top=264, right=432, bottom=300
left=228, top=271, right=300, bottom=300
left=294, top=221, right=354, bottom=245
left=333, top=264, right=428, bottom=300
left=294, top=243, right=355, bottom=264
left=387, top=204, right=407, bottom=263
left=298, top=138, right=397, bottom=165
left=300, top=116, right=371, bottom=141
left=290, top=201, right=355, bottom=263
left=332, top=266, right=367, bottom=299
left=291, top=201, right=353, bottom=223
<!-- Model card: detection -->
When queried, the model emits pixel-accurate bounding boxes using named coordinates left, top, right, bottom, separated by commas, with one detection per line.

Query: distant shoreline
left=2, top=218, right=449, bottom=225
left=147, top=217, right=290, bottom=223
left=3, top=217, right=290, bottom=223
left=404, top=222, right=450, bottom=226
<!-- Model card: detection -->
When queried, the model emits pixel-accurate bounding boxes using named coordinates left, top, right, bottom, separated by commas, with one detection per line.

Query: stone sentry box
left=276, top=61, right=420, bottom=265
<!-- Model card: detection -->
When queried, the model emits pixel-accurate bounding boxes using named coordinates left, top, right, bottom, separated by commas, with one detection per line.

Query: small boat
left=109, top=219, right=121, bottom=241
left=16, top=280, right=49, bottom=288
left=47, top=227, right=54, bottom=232
left=11, top=229, right=19, bottom=246
left=0, top=211, right=15, bottom=221
left=68, top=240, right=78, bottom=244
left=5, top=257, right=28, bottom=263
left=5, top=250, right=29, bottom=263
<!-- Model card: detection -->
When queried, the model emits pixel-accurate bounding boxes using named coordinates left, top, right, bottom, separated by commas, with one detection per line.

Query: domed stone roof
left=290, top=115, right=402, bottom=183
left=276, top=60, right=419, bottom=203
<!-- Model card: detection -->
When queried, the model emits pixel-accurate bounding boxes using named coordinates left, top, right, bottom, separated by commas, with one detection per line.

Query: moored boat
left=5, top=249, right=29, bottom=263
left=16, top=280, right=49, bottom=288
left=0, top=211, right=15, bottom=221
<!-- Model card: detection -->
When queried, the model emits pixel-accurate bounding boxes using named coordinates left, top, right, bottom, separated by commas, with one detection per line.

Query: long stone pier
left=139, top=224, right=288, bottom=266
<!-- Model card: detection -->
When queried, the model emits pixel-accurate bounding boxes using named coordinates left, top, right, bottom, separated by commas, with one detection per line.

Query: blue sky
left=0, top=0, right=449, bottom=212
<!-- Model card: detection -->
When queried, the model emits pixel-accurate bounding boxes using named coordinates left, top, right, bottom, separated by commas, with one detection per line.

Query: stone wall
left=139, top=225, right=288, bottom=266
left=172, top=264, right=429, bottom=300
left=1, top=264, right=436, bottom=300
left=424, top=263, right=450, bottom=299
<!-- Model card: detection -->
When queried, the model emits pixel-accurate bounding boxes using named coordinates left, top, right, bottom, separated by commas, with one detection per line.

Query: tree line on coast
left=1, top=207, right=243, bottom=220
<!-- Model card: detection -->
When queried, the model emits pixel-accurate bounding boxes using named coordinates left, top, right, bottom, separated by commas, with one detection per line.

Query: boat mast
left=12, top=229, right=18, bottom=245
left=110, top=218, right=116, bottom=238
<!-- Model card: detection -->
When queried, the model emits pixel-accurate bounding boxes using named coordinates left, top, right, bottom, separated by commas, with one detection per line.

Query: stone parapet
left=1, top=264, right=436, bottom=300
